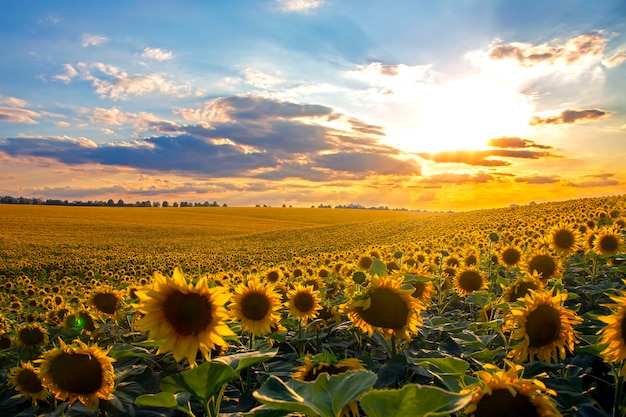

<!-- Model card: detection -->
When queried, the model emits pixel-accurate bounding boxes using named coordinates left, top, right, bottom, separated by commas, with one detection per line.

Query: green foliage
left=360, top=384, right=473, bottom=417
left=252, top=371, right=377, bottom=417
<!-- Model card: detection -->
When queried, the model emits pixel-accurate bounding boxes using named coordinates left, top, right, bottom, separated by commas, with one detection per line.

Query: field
left=1, top=196, right=625, bottom=417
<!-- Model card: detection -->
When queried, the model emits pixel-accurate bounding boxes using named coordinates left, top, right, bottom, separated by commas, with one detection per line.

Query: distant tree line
left=0, top=196, right=227, bottom=208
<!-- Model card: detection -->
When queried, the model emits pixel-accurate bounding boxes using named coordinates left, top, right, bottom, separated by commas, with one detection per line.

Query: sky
left=0, top=0, right=625, bottom=211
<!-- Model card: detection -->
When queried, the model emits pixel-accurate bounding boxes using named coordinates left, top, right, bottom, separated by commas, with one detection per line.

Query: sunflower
left=8, top=362, right=51, bottom=402
left=593, top=226, right=625, bottom=256
left=547, top=222, right=580, bottom=255
left=454, top=267, right=487, bottom=297
left=64, top=309, right=97, bottom=333
left=292, top=352, right=366, bottom=381
left=500, top=246, right=523, bottom=268
left=507, top=289, right=582, bottom=363
left=135, top=268, right=234, bottom=365
left=230, top=277, right=283, bottom=337
left=89, top=286, right=124, bottom=315
left=393, top=265, right=435, bottom=307
left=461, top=360, right=562, bottom=417
left=16, top=323, right=49, bottom=349
left=286, top=284, right=322, bottom=324
left=37, top=339, right=115, bottom=409
left=503, top=272, right=545, bottom=303
left=597, top=281, right=626, bottom=374
left=344, top=275, right=422, bottom=340
left=525, top=250, right=561, bottom=282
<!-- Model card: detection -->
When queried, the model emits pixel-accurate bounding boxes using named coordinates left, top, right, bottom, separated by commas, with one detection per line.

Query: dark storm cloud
left=0, top=96, right=421, bottom=180
left=530, top=109, right=609, bottom=125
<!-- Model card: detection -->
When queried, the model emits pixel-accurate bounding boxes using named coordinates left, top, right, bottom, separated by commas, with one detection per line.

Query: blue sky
left=1, top=0, right=625, bottom=210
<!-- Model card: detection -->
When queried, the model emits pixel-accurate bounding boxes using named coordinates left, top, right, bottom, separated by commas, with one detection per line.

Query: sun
left=385, top=74, right=534, bottom=154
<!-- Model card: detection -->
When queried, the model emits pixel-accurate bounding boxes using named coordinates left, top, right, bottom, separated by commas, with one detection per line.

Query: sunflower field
left=1, top=195, right=625, bottom=417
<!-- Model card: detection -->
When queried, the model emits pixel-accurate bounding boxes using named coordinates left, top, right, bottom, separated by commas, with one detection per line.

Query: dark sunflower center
left=459, top=270, right=483, bottom=292
left=475, top=388, right=540, bottom=417
left=553, top=229, right=575, bottom=249
left=17, top=369, right=44, bottom=393
left=526, top=304, right=562, bottom=348
left=599, top=235, right=618, bottom=253
left=358, top=287, right=409, bottom=330
left=508, top=282, right=537, bottom=302
left=358, top=256, right=373, bottom=270
left=502, top=248, right=521, bottom=266
left=621, top=315, right=626, bottom=344
left=18, top=327, right=45, bottom=346
left=163, top=291, right=213, bottom=336
left=465, top=255, right=478, bottom=266
left=266, top=271, right=280, bottom=282
left=93, top=293, right=119, bottom=314
left=411, top=282, right=425, bottom=298
left=529, top=255, right=556, bottom=280
left=294, top=292, right=314, bottom=313
left=49, top=352, right=103, bottom=395
left=302, top=364, right=345, bottom=381
left=241, top=292, right=271, bottom=321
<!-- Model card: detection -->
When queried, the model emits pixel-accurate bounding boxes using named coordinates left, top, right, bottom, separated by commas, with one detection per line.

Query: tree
left=162, top=201, right=169, bottom=207
left=117, top=199, right=125, bottom=206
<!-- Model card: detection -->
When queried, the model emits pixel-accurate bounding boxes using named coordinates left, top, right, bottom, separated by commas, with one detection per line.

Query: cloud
left=0, top=97, right=41, bottom=124
left=241, top=68, right=283, bottom=89
left=141, top=47, right=175, bottom=61
left=603, top=51, right=626, bottom=68
left=344, top=62, right=432, bottom=95
left=417, top=147, right=557, bottom=166
left=417, top=171, right=495, bottom=186
left=276, top=0, right=324, bottom=12
left=89, top=107, right=161, bottom=129
left=53, top=64, right=79, bottom=83
left=81, top=34, right=109, bottom=47
left=0, top=96, right=418, bottom=181
left=530, top=109, right=610, bottom=125
left=487, top=33, right=607, bottom=68
left=514, top=175, right=560, bottom=184
left=70, top=62, right=192, bottom=100
left=486, top=137, right=552, bottom=149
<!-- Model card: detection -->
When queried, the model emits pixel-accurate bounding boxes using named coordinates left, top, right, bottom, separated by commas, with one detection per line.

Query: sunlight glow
left=387, top=74, right=535, bottom=154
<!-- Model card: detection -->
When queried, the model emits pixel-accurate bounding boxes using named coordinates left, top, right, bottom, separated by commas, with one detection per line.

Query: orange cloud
left=418, top=148, right=557, bottom=166
left=514, top=175, right=560, bottom=184
left=488, top=33, right=607, bottom=67
left=487, top=137, right=552, bottom=149
left=530, top=109, right=610, bottom=125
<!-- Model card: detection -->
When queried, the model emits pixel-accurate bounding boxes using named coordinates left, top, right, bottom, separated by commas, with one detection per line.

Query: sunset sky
left=1, top=0, right=625, bottom=211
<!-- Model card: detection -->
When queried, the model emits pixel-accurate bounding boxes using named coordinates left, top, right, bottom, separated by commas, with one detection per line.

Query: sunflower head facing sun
left=593, top=226, right=625, bottom=256
left=547, top=222, right=580, bottom=256
left=462, top=360, right=562, bottom=417
left=597, top=280, right=626, bottom=373
left=291, top=351, right=366, bottom=381
left=135, top=267, right=234, bottom=365
left=502, top=272, right=545, bottom=303
left=344, top=275, right=423, bottom=340
left=8, top=361, right=51, bottom=402
left=454, top=267, right=488, bottom=297
left=286, top=283, right=322, bottom=324
left=506, top=288, right=582, bottom=364
left=230, top=277, right=283, bottom=337
left=37, top=339, right=115, bottom=409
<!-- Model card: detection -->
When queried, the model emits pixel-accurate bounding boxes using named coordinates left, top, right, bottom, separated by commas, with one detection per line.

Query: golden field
left=0, top=195, right=625, bottom=417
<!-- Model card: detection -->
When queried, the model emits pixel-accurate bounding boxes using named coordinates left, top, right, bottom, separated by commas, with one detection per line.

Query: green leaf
left=360, top=384, right=473, bottom=417
left=407, top=357, right=469, bottom=391
left=369, top=258, right=388, bottom=276
left=215, top=350, right=278, bottom=372
left=135, top=392, right=194, bottom=415
left=160, top=361, right=239, bottom=405
left=253, top=371, right=377, bottom=417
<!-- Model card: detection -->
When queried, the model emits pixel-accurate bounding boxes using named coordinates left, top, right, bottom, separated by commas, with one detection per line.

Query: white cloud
left=276, top=0, right=324, bottom=12
left=81, top=33, right=110, bottom=47
left=241, top=68, right=283, bottom=89
left=603, top=51, right=626, bottom=68
left=53, top=64, right=79, bottom=83
left=89, top=107, right=160, bottom=128
left=141, top=47, right=175, bottom=61
left=55, top=121, right=71, bottom=127
left=0, top=97, right=41, bottom=124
